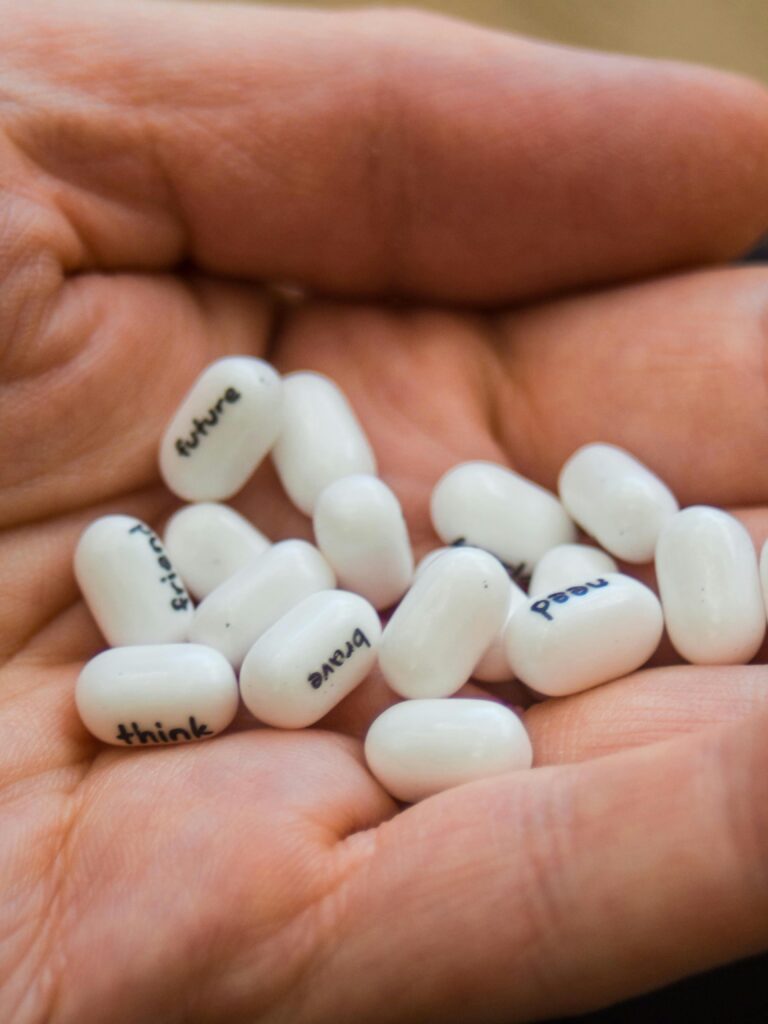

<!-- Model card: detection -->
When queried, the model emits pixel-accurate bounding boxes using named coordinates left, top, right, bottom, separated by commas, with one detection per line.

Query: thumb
left=316, top=709, right=768, bottom=1022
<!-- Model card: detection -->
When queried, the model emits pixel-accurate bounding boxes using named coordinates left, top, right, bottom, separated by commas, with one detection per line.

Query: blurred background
left=256, top=0, right=768, bottom=83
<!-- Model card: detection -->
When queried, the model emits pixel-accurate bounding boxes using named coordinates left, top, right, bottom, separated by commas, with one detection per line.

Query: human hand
left=2, top=3, right=768, bottom=1021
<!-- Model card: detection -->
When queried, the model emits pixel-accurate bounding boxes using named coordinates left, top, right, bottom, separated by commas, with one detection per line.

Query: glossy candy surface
left=558, top=443, right=678, bottom=563
left=75, top=515, right=193, bottom=646
left=506, top=572, right=663, bottom=696
left=313, top=475, right=413, bottom=610
left=656, top=506, right=765, bottom=664
left=430, top=461, right=576, bottom=577
left=240, top=590, right=381, bottom=728
left=529, top=543, right=618, bottom=596
left=159, top=356, right=283, bottom=502
left=189, top=540, right=336, bottom=668
left=365, top=699, right=533, bottom=803
left=473, top=578, right=528, bottom=683
left=76, top=644, right=239, bottom=747
left=379, top=547, right=510, bottom=699
left=271, top=372, right=376, bottom=515
left=164, top=503, right=270, bottom=599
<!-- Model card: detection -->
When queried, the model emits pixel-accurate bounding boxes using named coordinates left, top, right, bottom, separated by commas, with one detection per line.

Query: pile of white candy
left=73, top=357, right=768, bottom=803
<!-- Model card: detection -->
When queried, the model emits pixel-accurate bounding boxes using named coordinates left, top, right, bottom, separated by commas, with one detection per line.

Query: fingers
left=499, top=265, right=768, bottom=504
left=322, top=712, right=768, bottom=1022
left=0, top=274, right=274, bottom=525
left=525, top=664, right=768, bottom=765
left=4, top=2, right=768, bottom=301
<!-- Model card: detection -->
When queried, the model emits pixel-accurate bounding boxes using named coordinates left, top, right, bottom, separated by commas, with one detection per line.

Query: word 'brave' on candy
left=71, top=355, right=768, bottom=804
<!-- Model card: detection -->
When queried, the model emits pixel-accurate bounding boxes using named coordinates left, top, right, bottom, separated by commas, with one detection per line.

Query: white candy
left=313, top=475, right=413, bottom=610
left=76, top=644, right=238, bottom=747
left=558, top=443, right=678, bottom=563
left=430, top=461, right=576, bottom=577
left=473, top=578, right=528, bottom=683
left=364, top=699, right=533, bottom=803
left=656, top=506, right=765, bottom=664
left=189, top=540, right=336, bottom=668
left=74, top=515, right=193, bottom=646
left=240, top=590, right=381, bottom=728
left=505, top=572, right=663, bottom=696
left=529, top=544, right=618, bottom=596
left=164, top=503, right=270, bottom=599
left=379, top=547, right=510, bottom=699
left=271, top=372, right=377, bottom=515
left=159, top=356, right=283, bottom=502
left=413, top=547, right=452, bottom=580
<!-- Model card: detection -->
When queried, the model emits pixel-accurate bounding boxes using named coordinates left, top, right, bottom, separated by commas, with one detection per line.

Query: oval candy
left=529, top=543, right=618, bottom=596
left=430, top=461, right=575, bottom=578
left=473, top=578, right=528, bottom=683
left=379, top=547, right=510, bottom=699
left=74, top=515, right=193, bottom=646
left=365, top=699, right=533, bottom=803
left=159, top=356, right=283, bottom=502
left=76, top=644, right=239, bottom=747
left=240, top=590, right=381, bottom=728
left=189, top=539, right=336, bottom=668
left=558, top=443, right=678, bottom=563
left=656, top=506, right=765, bottom=664
left=164, top=502, right=270, bottom=599
left=505, top=572, right=663, bottom=696
left=313, top=475, right=413, bottom=610
left=271, top=372, right=376, bottom=515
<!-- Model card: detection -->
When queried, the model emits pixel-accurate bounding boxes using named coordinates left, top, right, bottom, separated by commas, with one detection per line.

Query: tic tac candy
left=430, top=461, right=576, bottom=579
left=189, top=540, right=336, bottom=668
left=164, top=502, right=270, bottom=599
left=656, top=506, right=765, bottom=664
left=240, top=590, right=381, bottom=728
left=413, top=547, right=453, bottom=580
left=558, top=443, right=678, bottom=563
left=271, top=372, right=376, bottom=515
left=76, top=644, right=239, bottom=747
left=75, top=515, right=193, bottom=646
left=159, top=356, right=283, bottom=502
left=313, top=475, right=413, bottom=610
left=364, top=699, right=533, bottom=803
left=505, top=573, right=663, bottom=696
left=473, top=577, right=528, bottom=683
left=528, top=543, right=618, bottom=596
left=379, top=547, right=510, bottom=699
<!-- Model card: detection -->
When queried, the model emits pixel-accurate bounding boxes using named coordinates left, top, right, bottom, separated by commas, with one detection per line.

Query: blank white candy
left=415, top=547, right=523, bottom=682
left=164, top=503, right=270, bottom=599
left=506, top=572, right=663, bottom=696
left=473, top=579, right=528, bottom=683
left=656, top=506, right=765, bottom=664
left=240, top=590, right=381, bottom=728
left=313, top=475, right=413, bottom=610
left=76, top=644, right=238, bottom=747
left=529, top=544, right=618, bottom=596
left=430, top=461, right=575, bottom=577
left=75, top=515, right=193, bottom=646
left=159, top=356, right=283, bottom=502
left=189, top=540, right=336, bottom=668
left=558, top=443, right=678, bottom=563
left=271, top=372, right=377, bottom=515
left=413, top=547, right=452, bottom=580
left=379, top=547, right=510, bottom=699
left=365, top=699, right=533, bottom=803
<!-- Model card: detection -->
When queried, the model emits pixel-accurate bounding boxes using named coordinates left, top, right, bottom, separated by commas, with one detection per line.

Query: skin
left=2, top=1, right=768, bottom=1021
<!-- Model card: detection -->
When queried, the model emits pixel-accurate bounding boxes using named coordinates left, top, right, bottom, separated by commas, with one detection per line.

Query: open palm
left=3, top=4, right=768, bottom=1022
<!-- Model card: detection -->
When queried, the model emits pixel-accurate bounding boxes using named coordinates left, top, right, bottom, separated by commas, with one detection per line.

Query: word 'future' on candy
left=72, top=357, right=768, bottom=802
